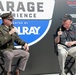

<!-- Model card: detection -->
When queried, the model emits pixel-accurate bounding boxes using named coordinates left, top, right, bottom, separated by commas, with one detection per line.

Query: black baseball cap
left=0, top=11, right=13, bottom=19
left=61, top=14, right=72, bottom=21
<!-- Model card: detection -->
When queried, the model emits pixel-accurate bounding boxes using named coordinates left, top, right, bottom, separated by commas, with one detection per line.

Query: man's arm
left=55, top=35, right=60, bottom=44
left=54, top=29, right=63, bottom=44
left=0, top=28, right=12, bottom=46
left=14, top=34, right=29, bottom=51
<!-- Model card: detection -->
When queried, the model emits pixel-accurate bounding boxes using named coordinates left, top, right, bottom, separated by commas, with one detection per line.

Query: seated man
left=0, top=12, right=30, bottom=75
left=54, top=14, right=76, bottom=75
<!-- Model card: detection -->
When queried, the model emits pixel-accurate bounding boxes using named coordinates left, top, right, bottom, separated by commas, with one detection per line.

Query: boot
left=15, top=69, right=20, bottom=75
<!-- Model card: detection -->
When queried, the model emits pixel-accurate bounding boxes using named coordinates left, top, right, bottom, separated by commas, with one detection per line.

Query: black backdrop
left=0, top=0, right=76, bottom=75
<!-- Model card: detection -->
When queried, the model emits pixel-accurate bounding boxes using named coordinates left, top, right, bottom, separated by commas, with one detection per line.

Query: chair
left=0, top=51, right=5, bottom=75
left=65, top=55, right=75, bottom=75
left=53, top=35, right=75, bottom=75
left=0, top=47, right=21, bottom=75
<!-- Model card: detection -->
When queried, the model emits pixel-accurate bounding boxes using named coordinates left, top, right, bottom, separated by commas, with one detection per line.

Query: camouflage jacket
left=0, top=25, right=25, bottom=51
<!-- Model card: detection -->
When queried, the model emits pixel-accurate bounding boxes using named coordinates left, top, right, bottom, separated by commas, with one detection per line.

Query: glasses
left=7, top=19, right=13, bottom=22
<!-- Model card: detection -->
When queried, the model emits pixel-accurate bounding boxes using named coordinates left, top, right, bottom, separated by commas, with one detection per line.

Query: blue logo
left=0, top=0, right=55, bottom=46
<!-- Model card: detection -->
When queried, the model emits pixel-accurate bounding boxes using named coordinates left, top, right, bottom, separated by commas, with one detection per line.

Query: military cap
left=61, top=14, right=72, bottom=21
left=0, top=11, right=13, bottom=19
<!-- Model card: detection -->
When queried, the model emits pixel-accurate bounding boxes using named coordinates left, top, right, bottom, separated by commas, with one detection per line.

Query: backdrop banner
left=0, top=0, right=76, bottom=74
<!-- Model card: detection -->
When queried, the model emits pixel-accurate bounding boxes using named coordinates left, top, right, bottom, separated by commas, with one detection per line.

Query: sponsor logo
left=0, top=0, right=55, bottom=46
left=66, top=0, right=76, bottom=8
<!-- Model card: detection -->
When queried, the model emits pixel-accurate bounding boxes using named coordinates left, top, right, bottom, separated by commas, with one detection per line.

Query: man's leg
left=3, top=51, right=14, bottom=75
left=57, top=44, right=68, bottom=75
left=68, top=46, right=76, bottom=74
left=12, top=50, right=30, bottom=71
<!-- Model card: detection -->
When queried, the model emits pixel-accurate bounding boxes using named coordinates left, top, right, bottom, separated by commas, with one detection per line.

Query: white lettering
left=15, top=26, right=41, bottom=35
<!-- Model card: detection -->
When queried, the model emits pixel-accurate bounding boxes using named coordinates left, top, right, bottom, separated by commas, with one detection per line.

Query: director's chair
left=53, top=35, right=75, bottom=75
left=0, top=51, right=4, bottom=75
left=65, top=55, right=75, bottom=75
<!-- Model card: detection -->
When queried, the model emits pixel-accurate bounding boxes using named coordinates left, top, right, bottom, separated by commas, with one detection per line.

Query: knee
left=6, top=53, right=14, bottom=60
left=59, top=51, right=67, bottom=57
left=23, top=51, right=30, bottom=59
left=25, top=51, right=30, bottom=58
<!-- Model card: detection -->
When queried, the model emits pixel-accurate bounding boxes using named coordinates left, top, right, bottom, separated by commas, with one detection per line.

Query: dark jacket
left=55, top=25, right=76, bottom=45
left=0, top=24, right=25, bottom=51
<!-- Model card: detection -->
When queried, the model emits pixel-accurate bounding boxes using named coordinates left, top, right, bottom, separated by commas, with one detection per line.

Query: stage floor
left=41, top=73, right=71, bottom=75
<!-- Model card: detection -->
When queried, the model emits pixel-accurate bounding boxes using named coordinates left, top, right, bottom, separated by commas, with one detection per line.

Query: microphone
left=58, top=27, right=62, bottom=36
left=59, top=26, right=62, bottom=31
left=59, top=27, right=62, bottom=31
left=11, top=24, right=14, bottom=28
left=9, top=24, right=14, bottom=31
left=9, top=24, right=17, bottom=35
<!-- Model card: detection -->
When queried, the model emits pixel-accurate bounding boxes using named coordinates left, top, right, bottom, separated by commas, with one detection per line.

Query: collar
left=68, top=25, right=73, bottom=31
left=1, top=25, right=9, bottom=32
left=5, top=25, right=9, bottom=28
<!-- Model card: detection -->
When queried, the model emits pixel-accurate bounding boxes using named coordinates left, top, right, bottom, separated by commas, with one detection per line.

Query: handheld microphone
left=11, top=24, right=14, bottom=28
left=59, top=27, right=62, bottom=31
left=9, top=24, right=14, bottom=31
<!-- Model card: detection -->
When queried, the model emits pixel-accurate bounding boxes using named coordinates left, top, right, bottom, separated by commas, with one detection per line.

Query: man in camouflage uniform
left=0, top=12, right=30, bottom=75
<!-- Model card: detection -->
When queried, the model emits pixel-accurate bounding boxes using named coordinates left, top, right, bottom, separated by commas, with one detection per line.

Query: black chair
left=0, top=48, right=21, bottom=75
left=0, top=51, right=5, bottom=75
left=65, top=55, right=75, bottom=75
left=53, top=35, right=75, bottom=75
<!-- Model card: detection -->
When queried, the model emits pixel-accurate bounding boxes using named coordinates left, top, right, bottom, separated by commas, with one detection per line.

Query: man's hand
left=23, top=43, right=29, bottom=51
left=58, top=31, right=63, bottom=36
left=66, top=41, right=76, bottom=47
left=9, top=28, right=17, bottom=35
left=54, top=31, right=63, bottom=44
